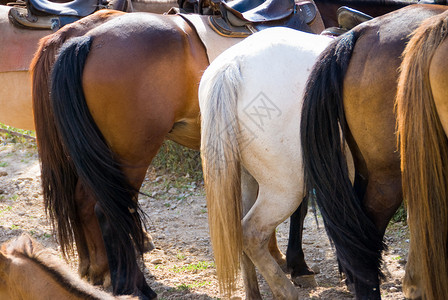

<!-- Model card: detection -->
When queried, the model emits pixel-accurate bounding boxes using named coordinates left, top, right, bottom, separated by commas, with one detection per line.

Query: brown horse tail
left=199, top=59, right=243, bottom=297
left=30, top=9, right=126, bottom=260
left=48, top=36, right=146, bottom=293
left=396, top=13, right=448, bottom=300
left=31, top=33, right=80, bottom=258
left=300, top=30, right=385, bottom=294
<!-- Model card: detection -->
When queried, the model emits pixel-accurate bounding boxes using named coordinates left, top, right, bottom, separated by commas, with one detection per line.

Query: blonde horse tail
left=199, top=60, right=243, bottom=297
left=396, top=13, right=448, bottom=300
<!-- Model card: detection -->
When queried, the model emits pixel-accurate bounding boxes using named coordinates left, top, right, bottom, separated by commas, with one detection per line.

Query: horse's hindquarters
left=430, top=37, right=448, bottom=136
left=0, top=71, right=35, bottom=131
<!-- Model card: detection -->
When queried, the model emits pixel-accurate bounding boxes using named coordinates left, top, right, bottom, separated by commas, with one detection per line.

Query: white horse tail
left=199, top=59, right=243, bottom=297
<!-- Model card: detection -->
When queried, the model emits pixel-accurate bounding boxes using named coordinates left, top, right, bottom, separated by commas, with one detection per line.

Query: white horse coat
left=199, top=27, right=335, bottom=299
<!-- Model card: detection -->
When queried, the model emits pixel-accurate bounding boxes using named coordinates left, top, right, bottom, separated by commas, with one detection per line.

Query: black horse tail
left=300, top=31, right=385, bottom=290
left=50, top=36, right=146, bottom=292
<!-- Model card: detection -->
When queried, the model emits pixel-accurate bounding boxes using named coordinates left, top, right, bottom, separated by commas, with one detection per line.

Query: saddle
left=321, top=6, right=373, bottom=36
left=210, top=0, right=319, bottom=37
left=7, top=0, right=127, bottom=30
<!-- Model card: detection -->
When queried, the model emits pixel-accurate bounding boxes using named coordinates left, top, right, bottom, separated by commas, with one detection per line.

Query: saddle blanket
left=179, top=14, right=244, bottom=63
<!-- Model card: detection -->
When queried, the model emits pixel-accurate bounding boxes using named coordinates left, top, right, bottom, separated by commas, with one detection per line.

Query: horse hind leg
left=94, top=201, right=156, bottom=299
left=248, top=175, right=317, bottom=289
left=358, top=169, right=402, bottom=298
left=75, top=179, right=155, bottom=288
left=268, top=233, right=287, bottom=271
left=240, top=167, right=262, bottom=299
left=74, top=180, right=110, bottom=286
left=241, top=166, right=301, bottom=298
left=242, top=184, right=302, bottom=299
left=287, top=197, right=317, bottom=288
left=90, top=161, right=156, bottom=298
left=242, top=167, right=292, bottom=271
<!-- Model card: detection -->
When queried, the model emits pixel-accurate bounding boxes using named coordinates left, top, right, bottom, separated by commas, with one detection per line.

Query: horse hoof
left=143, top=239, right=156, bottom=253
left=143, top=231, right=155, bottom=253
left=292, top=274, right=317, bottom=288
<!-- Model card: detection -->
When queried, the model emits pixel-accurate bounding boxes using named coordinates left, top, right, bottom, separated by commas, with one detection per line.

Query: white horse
left=199, top=27, right=333, bottom=299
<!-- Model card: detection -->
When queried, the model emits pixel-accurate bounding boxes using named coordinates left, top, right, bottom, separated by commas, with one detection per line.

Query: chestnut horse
left=31, top=11, right=208, bottom=299
left=0, top=234, right=136, bottom=300
left=396, top=11, right=448, bottom=300
left=300, top=4, right=448, bottom=300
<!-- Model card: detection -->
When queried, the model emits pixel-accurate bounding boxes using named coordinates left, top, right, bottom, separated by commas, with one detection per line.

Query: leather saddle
left=209, top=0, right=318, bottom=37
left=8, top=0, right=127, bottom=30
left=321, top=6, right=373, bottom=36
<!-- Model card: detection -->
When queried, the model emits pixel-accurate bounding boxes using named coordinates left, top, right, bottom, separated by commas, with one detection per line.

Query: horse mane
left=2, top=234, right=118, bottom=300
left=396, top=11, right=448, bottom=300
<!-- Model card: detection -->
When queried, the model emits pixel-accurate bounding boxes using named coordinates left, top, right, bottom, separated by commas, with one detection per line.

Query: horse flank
left=396, top=12, right=448, bottom=300
left=199, top=60, right=243, bottom=297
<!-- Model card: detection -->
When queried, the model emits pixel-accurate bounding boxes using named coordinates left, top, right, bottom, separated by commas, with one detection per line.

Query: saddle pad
left=178, top=14, right=244, bottom=62
left=0, top=6, right=51, bottom=72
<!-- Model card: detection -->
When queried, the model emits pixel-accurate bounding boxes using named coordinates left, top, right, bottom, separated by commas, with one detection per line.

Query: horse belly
left=0, top=71, right=34, bottom=130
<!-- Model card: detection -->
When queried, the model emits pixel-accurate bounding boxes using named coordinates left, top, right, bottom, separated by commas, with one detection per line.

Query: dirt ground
left=0, top=133, right=410, bottom=299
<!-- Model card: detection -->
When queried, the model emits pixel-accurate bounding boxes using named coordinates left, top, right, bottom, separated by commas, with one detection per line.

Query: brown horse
left=300, top=4, right=448, bottom=299
left=0, top=233, right=136, bottom=300
left=30, top=8, right=325, bottom=297
left=396, top=11, right=448, bottom=300
left=31, top=10, right=207, bottom=299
